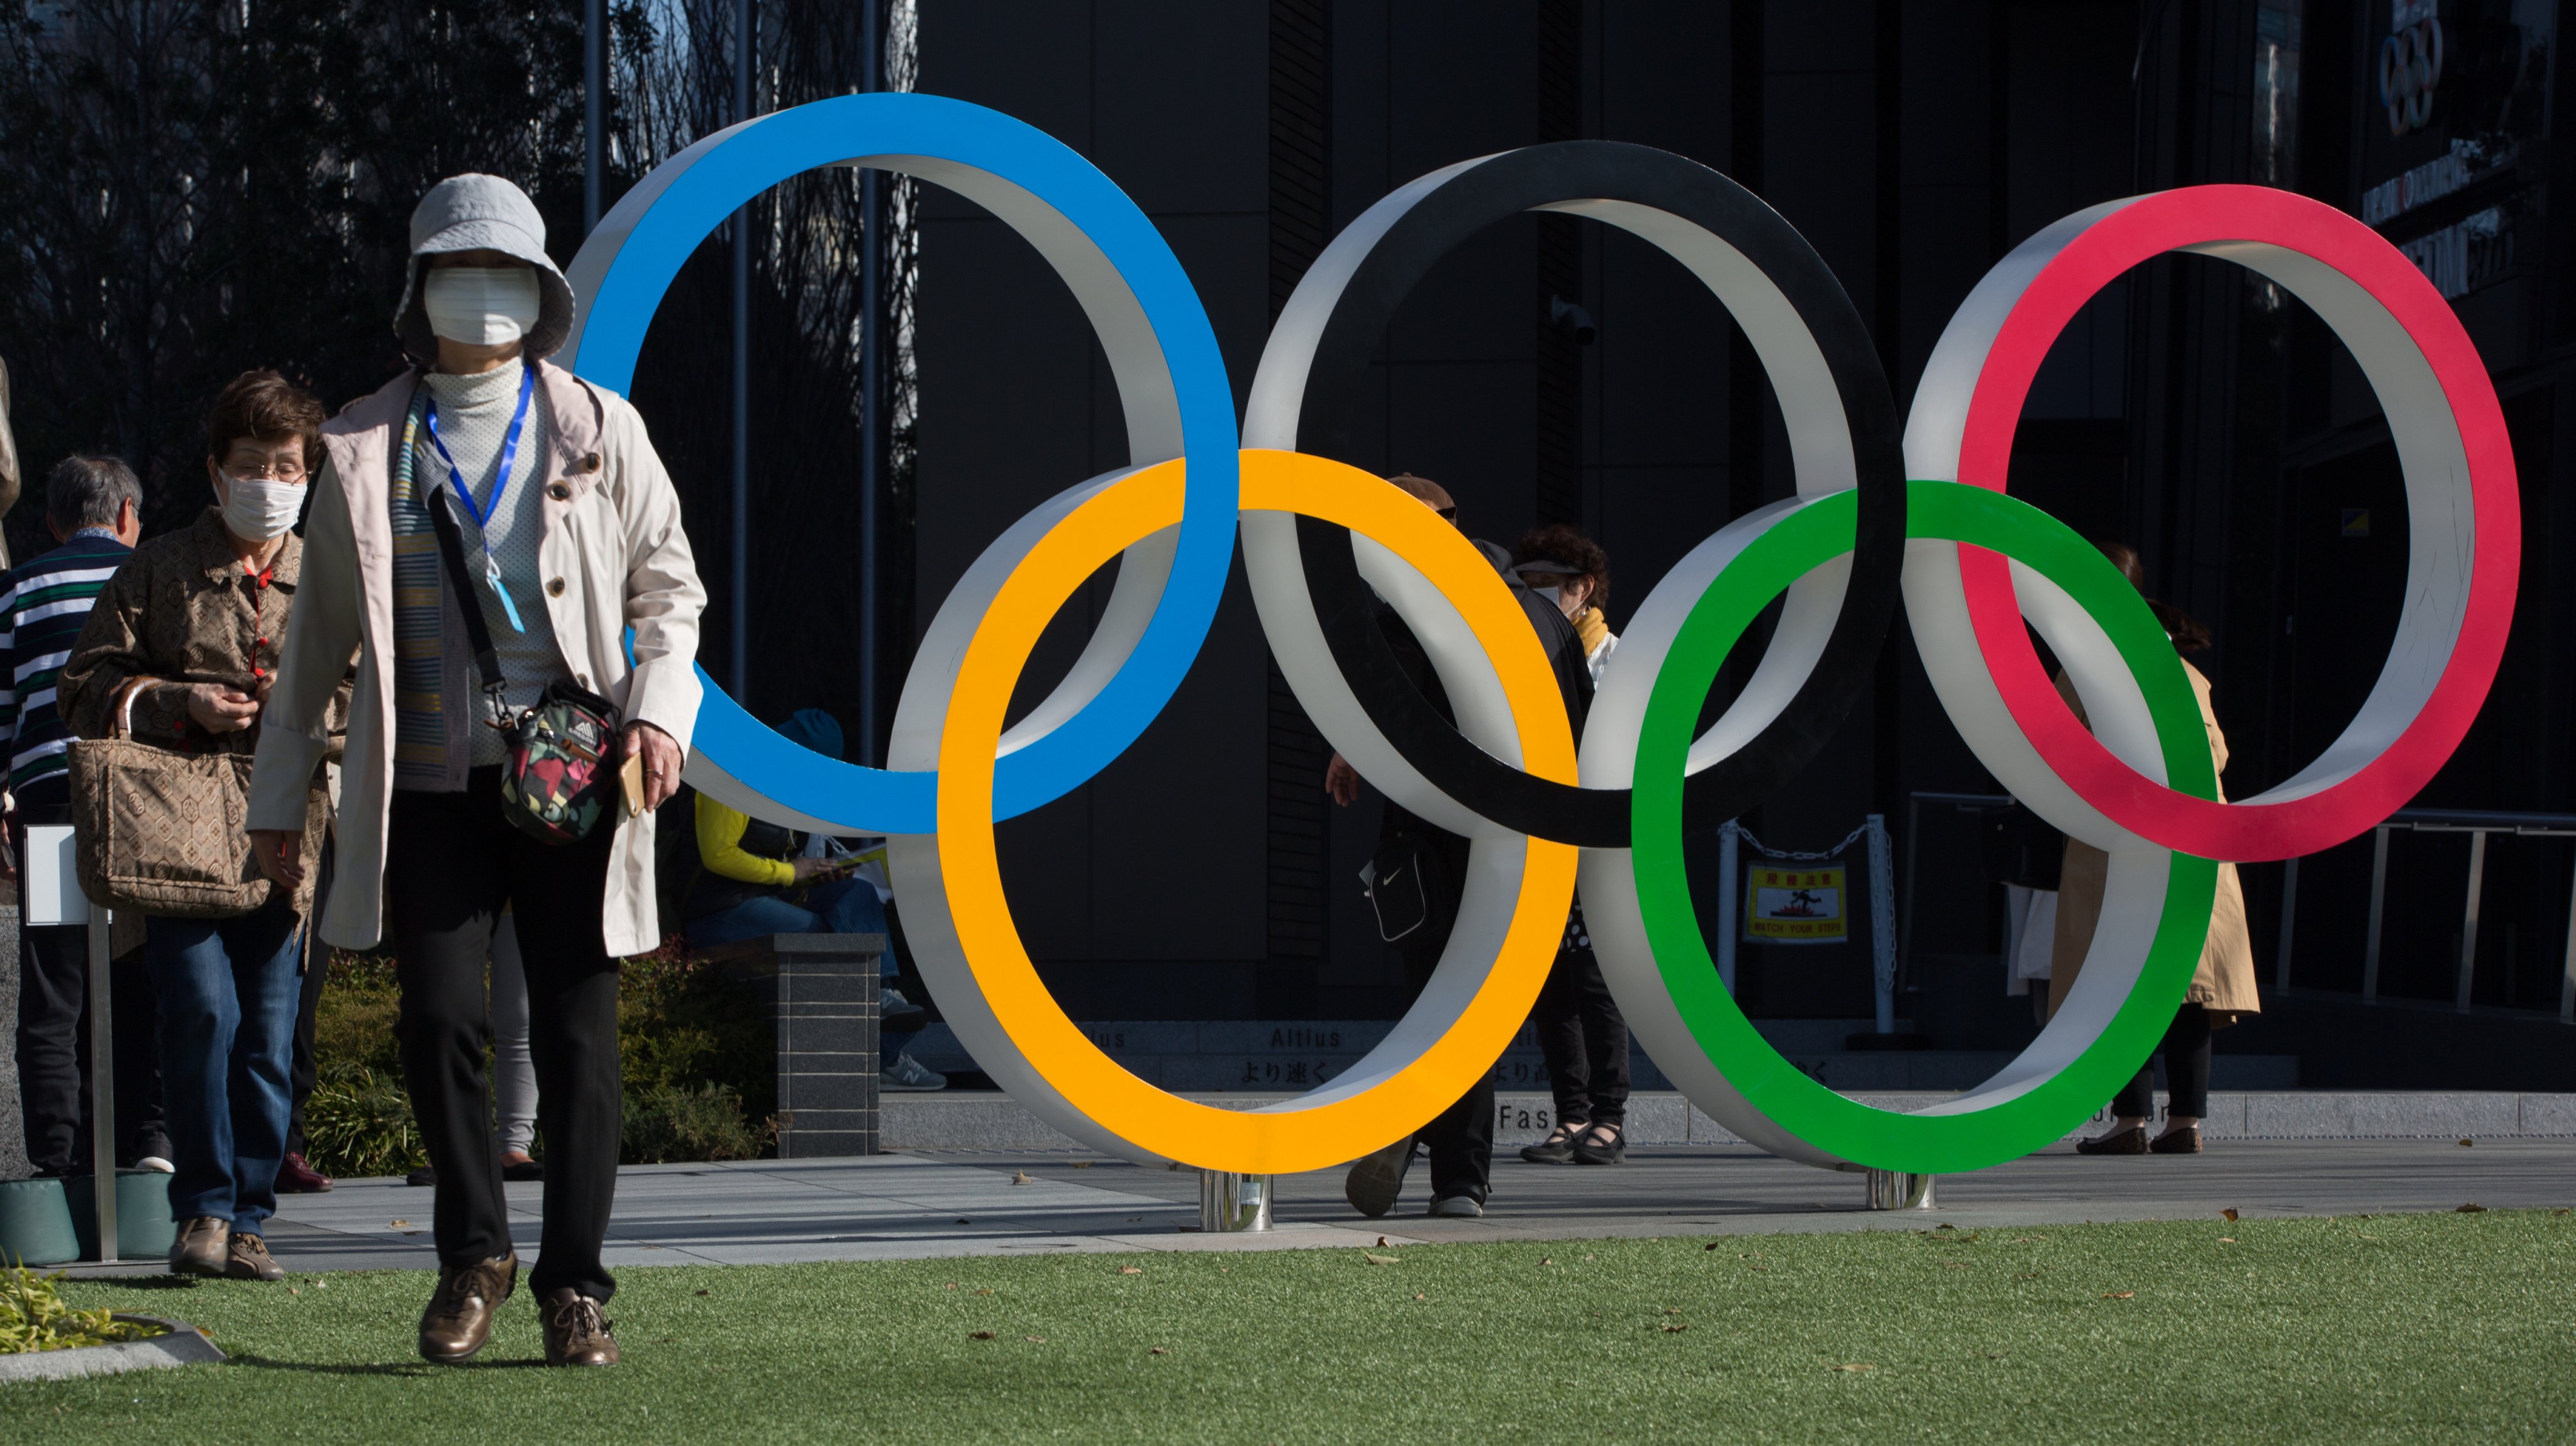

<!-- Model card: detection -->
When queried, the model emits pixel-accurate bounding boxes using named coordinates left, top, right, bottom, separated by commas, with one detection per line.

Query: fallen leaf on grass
left=1011, top=1171, right=1035, bottom=1186
left=1024, top=1335, right=1047, bottom=1343
left=1541, top=1257, right=1555, bottom=1266
left=2455, top=1203, right=2487, bottom=1213
left=1830, top=1364, right=1875, bottom=1373
left=973, top=1288, right=996, bottom=1296
left=1982, top=1352, right=2007, bottom=1359
left=1662, top=1324, right=1688, bottom=1333
left=1150, top=1347, right=1168, bottom=1355
left=1413, top=1293, right=1425, bottom=1301
left=2217, top=1238, right=2236, bottom=1245
left=2014, top=1272, right=2040, bottom=1279
left=1362, top=1252, right=1401, bottom=1265
left=2220, top=1208, right=2240, bottom=1223
left=1118, top=1267, right=1143, bottom=1276
left=1376, top=1236, right=1391, bottom=1248
left=287, top=1287, right=300, bottom=1296
left=1664, top=1308, right=1684, bottom=1315
left=2103, top=1291, right=2136, bottom=1299
left=1935, top=1223, right=1956, bottom=1231
left=2557, top=1208, right=2570, bottom=1216
left=1703, top=1242, right=1721, bottom=1252
left=695, top=1289, right=711, bottom=1296
left=969, top=1331, right=996, bottom=1340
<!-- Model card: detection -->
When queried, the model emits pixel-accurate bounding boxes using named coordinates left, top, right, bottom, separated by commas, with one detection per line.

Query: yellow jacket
left=696, top=794, right=796, bottom=888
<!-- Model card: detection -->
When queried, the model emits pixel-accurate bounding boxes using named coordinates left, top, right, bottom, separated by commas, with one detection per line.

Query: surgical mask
left=421, top=266, right=542, bottom=345
left=218, top=474, right=307, bottom=541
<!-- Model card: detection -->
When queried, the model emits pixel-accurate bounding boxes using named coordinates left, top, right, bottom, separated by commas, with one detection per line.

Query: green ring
left=1629, top=480, right=2220, bottom=1174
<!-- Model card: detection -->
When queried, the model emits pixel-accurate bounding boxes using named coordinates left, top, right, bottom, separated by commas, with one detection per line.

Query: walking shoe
left=880, top=986, right=928, bottom=1026
left=275, top=1151, right=334, bottom=1193
left=135, top=1155, right=175, bottom=1174
left=1571, top=1121, right=1626, bottom=1165
left=225, top=1232, right=286, bottom=1281
left=2150, top=1125, right=2204, bottom=1154
left=883, top=1051, right=947, bottom=1091
left=502, top=1156, right=546, bottom=1183
left=2075, top=1125, right=2150, bottom=1155
left=1428, top=1194, right=1484, bottom=1219
left=540, top=1287, right=620, bottom=1367
left=1519, top=1120, right=1585, bottom=1165
left=418, top=1253, right=518, bottom=1364
left=169, top=1216, right=230, bottom=1277
left=130, top=1132, right=175, bottom=1174
left=406, top=1165, right=437, bottom=1187
left=1343, top=1135, right=1417, bottom=1218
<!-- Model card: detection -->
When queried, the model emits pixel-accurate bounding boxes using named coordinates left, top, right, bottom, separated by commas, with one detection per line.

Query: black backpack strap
left=423, top=483, right=509, bottom=715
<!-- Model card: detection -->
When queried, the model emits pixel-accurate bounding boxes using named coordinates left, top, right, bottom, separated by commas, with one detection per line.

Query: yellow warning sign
left=1744, top=864, right=1848, bottom=944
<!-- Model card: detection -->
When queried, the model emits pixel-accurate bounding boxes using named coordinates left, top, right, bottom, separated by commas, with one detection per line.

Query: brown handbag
left=65, top=677, right=297, bottom=918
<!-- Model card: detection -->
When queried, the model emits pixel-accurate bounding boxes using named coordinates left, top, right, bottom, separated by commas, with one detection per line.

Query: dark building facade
left=901, top=1, right=2575, bottom=1043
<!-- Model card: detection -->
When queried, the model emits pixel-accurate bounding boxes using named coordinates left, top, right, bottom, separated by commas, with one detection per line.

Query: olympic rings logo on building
left=559, top=93, right=2517, bottom=1178
left=2379, top=15, right=2445, bottom=136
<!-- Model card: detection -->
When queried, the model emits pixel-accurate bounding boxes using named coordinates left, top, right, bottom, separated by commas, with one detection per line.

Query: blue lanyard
left=419, top=364, right=536, bottom=633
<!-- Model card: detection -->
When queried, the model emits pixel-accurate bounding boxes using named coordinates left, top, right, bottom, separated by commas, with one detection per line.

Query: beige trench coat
left=2046, top=659, right=2261, bottom=1024
left=247, top=364, right=705, bottom=956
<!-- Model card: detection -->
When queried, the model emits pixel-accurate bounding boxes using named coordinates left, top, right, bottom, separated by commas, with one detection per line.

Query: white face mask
left=217, top=474, right=307, bottom=541
left=421, top=266, right=542, bottom=346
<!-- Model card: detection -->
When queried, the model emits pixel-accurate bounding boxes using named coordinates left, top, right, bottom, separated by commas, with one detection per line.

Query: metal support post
left=583, top=0, right=604, bottom=234
left=85, top=908, right=117, bottom=1264
left=1898, top=796, right=1921, bottom=979
left=2273, top=856, right=2298, bottom=994
left=1865, top=813, right=1897, bottom=1035
left=2560, top=845, right=2576, bottom=1024
left=1864, top=1170, right=1934, bottom=1210
left=1198, top=1171, right=1272, bottom=1232
left=2456, top=830, right=2488, bottom=1012
left=2362, top=825, right=2391, bottom=1004
left=1715, top=821, right=1740, bottom=995
left=857, top=0, right=886, bottom=765
left=728, top=0, right=753, bottom=703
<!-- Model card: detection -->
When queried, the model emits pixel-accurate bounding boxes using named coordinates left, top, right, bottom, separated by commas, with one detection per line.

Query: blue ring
left=564, top=92, right=1238, bottom=832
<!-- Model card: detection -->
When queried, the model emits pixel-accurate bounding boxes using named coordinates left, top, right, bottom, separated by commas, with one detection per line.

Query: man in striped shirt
left=5, top=454, right=162, bottom=1176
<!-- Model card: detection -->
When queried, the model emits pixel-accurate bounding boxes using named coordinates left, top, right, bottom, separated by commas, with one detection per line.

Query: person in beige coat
left=2048, top=544, right=2258, bottom=1157
left=247, top=174, right=703, bottom=1369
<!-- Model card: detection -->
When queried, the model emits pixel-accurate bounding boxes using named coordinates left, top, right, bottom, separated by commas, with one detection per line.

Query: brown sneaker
left=225, top=1231, right=286, bottom=1281
left=540, top=1287, right=619, bottom=1367
left=169, top=1216, right=230, bottom=1277
left=418, top=1253, right=517, bottom=1364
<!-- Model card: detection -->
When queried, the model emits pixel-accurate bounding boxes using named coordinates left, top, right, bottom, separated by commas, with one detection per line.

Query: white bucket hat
left=394, top=174, right=575, bottom=364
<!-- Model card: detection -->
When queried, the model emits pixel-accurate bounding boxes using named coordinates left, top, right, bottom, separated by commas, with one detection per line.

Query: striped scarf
left=390, top=391, right=459, bottom=787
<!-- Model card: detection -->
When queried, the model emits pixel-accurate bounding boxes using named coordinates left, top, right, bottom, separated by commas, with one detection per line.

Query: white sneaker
left=883, top=1051, right=947, bottom=1091
left=136, top=1155, right=175, bottom=1174
left=881, top=985, right=912, bottom=1009
left=1428, top=1194, right=1484, bottom=1219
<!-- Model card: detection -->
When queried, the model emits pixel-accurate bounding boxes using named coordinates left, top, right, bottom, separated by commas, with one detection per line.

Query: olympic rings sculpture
left=562, top=93, right=2516, bottom=1178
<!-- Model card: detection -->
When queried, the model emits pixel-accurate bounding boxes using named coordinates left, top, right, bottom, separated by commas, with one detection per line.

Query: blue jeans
left=690, top=876, right=892, bottom=952
left=144, top=896, right=303, bottom=1233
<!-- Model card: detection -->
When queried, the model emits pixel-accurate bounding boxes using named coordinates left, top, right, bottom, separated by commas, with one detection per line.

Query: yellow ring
left=932, top=449, right=1579, bottom=1173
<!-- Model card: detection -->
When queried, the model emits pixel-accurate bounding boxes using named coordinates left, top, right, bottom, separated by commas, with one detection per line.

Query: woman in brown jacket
left=2050, top=544, right=2259, bottom=1156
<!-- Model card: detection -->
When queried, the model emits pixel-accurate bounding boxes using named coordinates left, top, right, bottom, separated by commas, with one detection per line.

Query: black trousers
left=387, top=770, right=621, bottom=1303
left=1532, top=906, right=1628, bottom=1127
left=2112, top=1003, right=2212, bottom=1120
left=11, top=798, right=163, bottom=1174
left=1394, top=827, right=1492, bottom=1205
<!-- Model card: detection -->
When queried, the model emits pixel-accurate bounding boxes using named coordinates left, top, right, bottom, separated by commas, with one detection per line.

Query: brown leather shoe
left=540, top=1287, right=619, bottom=1367
left=2150, top=1125, right=2204, bottom=1154
left=169, top=1216, right=230, bottom=1276
left=275, top=1151, right=334, bottom=1193
left=225, top=1231, right=286, bottom=1281
left=418, top=1253, right=517, bottom=1364
left=2075, top=1125, right=2150, bottom=1155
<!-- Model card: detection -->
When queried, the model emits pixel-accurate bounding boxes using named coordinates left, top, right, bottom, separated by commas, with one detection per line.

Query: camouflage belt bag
left=428, top=484, right=621, bottom=846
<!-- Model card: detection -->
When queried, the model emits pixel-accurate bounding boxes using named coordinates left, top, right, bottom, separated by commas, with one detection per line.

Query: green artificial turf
left=6, top=1209, right=2570, bottom=1443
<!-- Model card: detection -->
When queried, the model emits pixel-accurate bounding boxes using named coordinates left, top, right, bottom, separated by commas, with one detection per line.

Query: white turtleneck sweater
left=416, top=360, right=572, bottom=764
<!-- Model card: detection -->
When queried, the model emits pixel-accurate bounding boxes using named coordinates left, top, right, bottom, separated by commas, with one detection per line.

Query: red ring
left=1951, top=185, right=2517, bottom=862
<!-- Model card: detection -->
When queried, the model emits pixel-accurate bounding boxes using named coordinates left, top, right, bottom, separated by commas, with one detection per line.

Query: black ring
left=1283, top=140, right=1905, bottom=847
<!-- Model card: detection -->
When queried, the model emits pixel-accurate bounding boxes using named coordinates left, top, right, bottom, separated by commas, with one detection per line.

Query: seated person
left=684, top=708, right=945, bottom=1091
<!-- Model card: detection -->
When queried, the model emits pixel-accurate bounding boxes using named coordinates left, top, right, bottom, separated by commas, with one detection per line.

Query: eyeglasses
left=225, top=461, right=307, bottom=483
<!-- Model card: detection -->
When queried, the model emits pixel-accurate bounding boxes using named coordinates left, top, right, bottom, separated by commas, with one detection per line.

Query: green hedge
left=301, top=940, right=775, bottom=1179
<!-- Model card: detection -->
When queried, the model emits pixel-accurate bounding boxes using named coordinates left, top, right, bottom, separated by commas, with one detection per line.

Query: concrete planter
left=0, top=1315, right=224, bottom=1383
left=0, top=1179, right=78, bottom=1267
left=0, top=1171, right=176, bottom=1267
